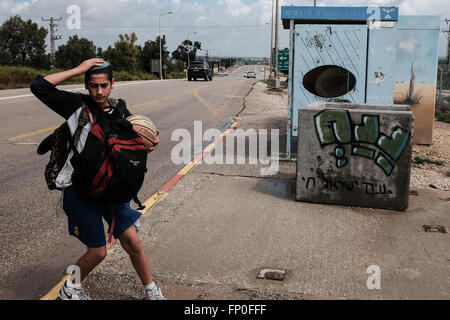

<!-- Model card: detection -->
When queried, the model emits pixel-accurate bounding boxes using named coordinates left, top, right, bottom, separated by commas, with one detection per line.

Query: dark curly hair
left=84, top=64, right=113, bottom=86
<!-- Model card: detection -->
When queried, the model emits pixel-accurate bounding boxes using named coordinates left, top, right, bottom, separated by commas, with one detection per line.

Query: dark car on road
left=188, top=61, right=213, bottom=81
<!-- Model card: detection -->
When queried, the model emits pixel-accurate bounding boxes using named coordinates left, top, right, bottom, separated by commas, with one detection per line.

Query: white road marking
left=0, top=79, right=183, bottom=101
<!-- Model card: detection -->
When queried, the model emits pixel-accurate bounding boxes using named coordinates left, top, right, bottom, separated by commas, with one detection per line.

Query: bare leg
left=76, top=246, right=107, bottom=281
left=119, top=225, right=153, bottom=285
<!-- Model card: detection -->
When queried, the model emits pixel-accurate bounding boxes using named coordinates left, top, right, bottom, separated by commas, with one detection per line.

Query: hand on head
left=77, top=58, right=106, bottom=75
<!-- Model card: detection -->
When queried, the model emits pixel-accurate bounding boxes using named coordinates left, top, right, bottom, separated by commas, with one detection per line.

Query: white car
left=245, top=71, right=256, bottom=78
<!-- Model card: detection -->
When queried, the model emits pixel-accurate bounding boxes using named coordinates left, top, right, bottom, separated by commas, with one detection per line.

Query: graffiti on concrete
left=314, top=110, right=410, bottom=175
left=300, top=174, right=393, bottom=196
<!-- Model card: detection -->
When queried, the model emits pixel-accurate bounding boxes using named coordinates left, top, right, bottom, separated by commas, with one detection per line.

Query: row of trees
left=0, top=15, right=48, bottom=68
left=0, top=15, right=204, bottom=76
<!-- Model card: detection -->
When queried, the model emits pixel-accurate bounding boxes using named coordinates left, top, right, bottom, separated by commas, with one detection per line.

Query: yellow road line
left=177, top=161, right=196, bottom=175
left=193, top=87, right=220, bottom=118
left=9, top=86, right=212, bottom=141
left=132, top=86, right=205, bottom=109
left=162, top=95, right=177, bottom=101
left=40, top=274, right=71, bottom=300
left=181, top=86, right=204, bottom=94
left=139, top=191, right=169, bottom=217
left=132, top=99, right=161, bottom=108
left=8, top=126, right=59, bottom=141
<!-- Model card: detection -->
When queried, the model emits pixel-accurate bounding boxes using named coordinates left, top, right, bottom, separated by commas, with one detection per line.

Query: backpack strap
left=115, top=99, right=127, bottom=118
left=133, top=196, right=146, bottom=211
left=69, top=105, right=89, bottom=155
left=106, top=208, right=116, bottom=248
left=107, top=98, right=127, bottom=118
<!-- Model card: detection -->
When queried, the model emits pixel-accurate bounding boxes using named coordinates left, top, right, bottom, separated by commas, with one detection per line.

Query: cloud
left=10, top=1, right=31, bottom=14
left=219, top=0, right=250, bottom=17
left=0, top=0, right=448, bottom=57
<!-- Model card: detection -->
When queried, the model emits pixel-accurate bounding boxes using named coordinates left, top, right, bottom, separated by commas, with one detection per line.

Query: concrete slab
left=297, top=104, right=414, bottom=211
left=86, top=159, right=449, bottom=300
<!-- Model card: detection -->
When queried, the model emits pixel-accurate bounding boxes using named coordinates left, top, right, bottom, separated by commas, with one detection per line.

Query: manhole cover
left=423, top=225, right=447, bottom=233
left=257, top=268, right=286, bottom=281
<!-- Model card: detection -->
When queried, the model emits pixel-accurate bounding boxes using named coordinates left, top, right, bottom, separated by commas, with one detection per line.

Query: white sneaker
left=145, top=286, right=167, bottom=300
left=58, top=280, right=91, bottom=300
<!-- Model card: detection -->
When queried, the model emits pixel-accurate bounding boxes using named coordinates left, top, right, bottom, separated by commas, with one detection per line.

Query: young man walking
left=30, top=58, right=165, bottom=300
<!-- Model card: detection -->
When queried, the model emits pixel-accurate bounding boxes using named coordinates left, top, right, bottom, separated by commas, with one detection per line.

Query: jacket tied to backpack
left=38, top=97, right=147, bottom=209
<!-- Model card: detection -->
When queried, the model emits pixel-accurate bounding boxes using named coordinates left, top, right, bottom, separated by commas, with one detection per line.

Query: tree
left=171, top=40, right=201, bottom=65
left=0, top=15, right=49, bottom=68
left=103, top=33, right=139, bottom=72
left=137, top=35, right=170, bottom=76
left=139, top=38, right=159, bottom=73
left=171, top=58, right=185, bottom=73
left=55, top=35, right=96, bottom=69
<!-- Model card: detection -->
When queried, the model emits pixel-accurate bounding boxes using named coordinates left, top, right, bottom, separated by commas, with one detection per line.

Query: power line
left=80, top=24, right=268, bottom=30
left=1, top=15, right=268, bottom=30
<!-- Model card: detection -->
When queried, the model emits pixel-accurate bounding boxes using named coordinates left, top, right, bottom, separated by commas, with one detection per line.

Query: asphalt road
left=0, top=65, right=264, bottom=299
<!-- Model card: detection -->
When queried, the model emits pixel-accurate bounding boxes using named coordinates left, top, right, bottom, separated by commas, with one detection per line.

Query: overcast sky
left=0, top=0, right=449, bottom=58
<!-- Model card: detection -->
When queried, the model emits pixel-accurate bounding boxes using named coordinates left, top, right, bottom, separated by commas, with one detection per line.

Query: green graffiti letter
left=354, top=115, right=379, bottom=144
left=352, top=146, right=376, bottom=159
left=377, top=127, right=410, bottom=161
left=375, top=153, right=394, bottom=176
left=314, top=110, right=352, bottom=146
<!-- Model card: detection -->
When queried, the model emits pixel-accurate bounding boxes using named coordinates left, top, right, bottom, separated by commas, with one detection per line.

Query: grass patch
left=399, top=93, right=422, bottom=106
left=0, top=65, right=85, bottom=89
left=263, top=79, right=288, bottom=90
left=435, top=109, right=450, bottom=123
left=0, top=65, right=183, bottom=90
left=445, top=171, right=450, bottom=177
left=413, top=156, right=444, bottom=166
left=166, top=71, right=186, bottom=79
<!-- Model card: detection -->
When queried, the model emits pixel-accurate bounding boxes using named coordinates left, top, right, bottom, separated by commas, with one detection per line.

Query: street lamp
left=265, top=22, right=270, bottom=81
left=202, top=40, right=212, bottom=63
left=159, top=11, right=173, bottom=80
left=208, top=48, right=216, bottom=68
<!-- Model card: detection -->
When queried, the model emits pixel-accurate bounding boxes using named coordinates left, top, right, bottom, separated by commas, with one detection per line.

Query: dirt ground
left=410, top=121, right=450, bottom=191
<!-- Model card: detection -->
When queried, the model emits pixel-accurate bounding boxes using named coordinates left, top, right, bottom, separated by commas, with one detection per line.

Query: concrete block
left=296, top=102, right=414, bottom=211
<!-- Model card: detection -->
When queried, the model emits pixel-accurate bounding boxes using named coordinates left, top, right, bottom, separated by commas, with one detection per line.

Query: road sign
left=151, top=59, right=160, bottom=73
left=272, top=49, right=289, bottom=71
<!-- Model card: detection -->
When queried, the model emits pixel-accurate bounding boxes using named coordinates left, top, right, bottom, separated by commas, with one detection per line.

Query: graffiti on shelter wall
left=314, top=109, right=410, bottom=176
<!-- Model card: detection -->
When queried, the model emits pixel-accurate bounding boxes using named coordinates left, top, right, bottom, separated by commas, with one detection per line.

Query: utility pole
left=202, top=40, right=211, bottom=63
left=443, top=19, right=450, bottom=72
left=159, top=11, right=172, bottom=80
left=438, top=66, right=443, bottom=108
left=42, top=17, right=62, bottom=69
left=272, top=0, right=280, bottom=89
left=269, top=0, right=274, bottom=80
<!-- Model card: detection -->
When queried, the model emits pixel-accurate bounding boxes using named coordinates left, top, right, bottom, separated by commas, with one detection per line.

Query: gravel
left=410, top=121, right=450, bottom=191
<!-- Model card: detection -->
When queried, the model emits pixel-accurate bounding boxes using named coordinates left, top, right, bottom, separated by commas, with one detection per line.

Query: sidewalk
left=84, top=81, right=450, bottom=300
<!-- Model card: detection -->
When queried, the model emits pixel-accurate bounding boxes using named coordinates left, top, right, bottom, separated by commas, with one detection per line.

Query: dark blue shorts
left=63, top=187, right=142, bottom=248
